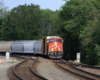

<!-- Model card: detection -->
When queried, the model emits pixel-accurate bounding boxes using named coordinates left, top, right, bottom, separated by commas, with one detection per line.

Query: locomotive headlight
left=51, top=48, right=53, bottom=51
left=59, top=49, right=60, bottom=51
left=55, top=42, right=57, bottom=45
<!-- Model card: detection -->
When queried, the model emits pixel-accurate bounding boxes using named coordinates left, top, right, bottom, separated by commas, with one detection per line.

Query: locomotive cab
left=42, top=36, right=63, bottom=59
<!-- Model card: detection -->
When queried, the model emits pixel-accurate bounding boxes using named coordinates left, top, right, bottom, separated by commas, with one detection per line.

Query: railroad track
left=13, top=57, right=48, bottom=80
left=53, top=59, right=100, bottom=80
left=69, top=62, right=100, bottom=69
left=11, top=55, right=31, bottom=60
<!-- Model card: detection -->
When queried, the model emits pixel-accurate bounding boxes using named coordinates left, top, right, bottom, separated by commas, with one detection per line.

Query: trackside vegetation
left=0, top=0, right=100, bottom=65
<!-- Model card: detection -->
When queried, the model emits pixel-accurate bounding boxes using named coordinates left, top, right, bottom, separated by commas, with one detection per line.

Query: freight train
left=0, top=36, right=63, bottom=58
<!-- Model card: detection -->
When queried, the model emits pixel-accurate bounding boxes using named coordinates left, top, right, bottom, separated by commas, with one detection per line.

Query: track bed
left=53, top=59, right=100, bottom=80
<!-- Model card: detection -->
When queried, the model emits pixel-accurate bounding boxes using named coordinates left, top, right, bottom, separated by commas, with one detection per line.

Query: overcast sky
left=3, top=0, right=69, bottom=11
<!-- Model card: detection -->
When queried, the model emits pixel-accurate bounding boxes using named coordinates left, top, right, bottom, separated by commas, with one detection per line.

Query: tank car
left=11, top=40, right=42, bottom=54
left=0, top=41, right=12, bottom=53
left=0, top=36, right=63, bottom=59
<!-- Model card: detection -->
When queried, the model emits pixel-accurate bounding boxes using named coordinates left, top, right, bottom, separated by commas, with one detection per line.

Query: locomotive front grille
left=48, top=51, right=63, bottom=58
left=54, top=52, right=57, bottom=57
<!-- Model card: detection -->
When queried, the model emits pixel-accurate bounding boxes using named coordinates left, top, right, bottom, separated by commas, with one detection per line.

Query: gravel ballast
left=0, top=56, right=21, bottom=80
left=76, top=66, right=100, bottom=75
left=36, top=57, right=79, bottom=80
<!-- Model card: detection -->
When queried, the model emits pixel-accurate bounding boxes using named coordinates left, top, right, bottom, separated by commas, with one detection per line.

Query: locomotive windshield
left=49, top=39, right=55, bottom=43
left=56, top=39, right=62, bottom=43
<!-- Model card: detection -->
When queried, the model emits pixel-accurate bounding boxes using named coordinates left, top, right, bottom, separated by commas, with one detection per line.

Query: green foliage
left=94, top=44, right=100, bottom=65
left=81, top=44, right=99, bottom=65
left=59, top=0, right=100, bottom=65
left=0, top=3, right=60, bottom=40
left=1, top=4, right=42, bottom=40
left=40, top=9, right=60, bottom=37
left=95, top=44, right=100, bottom=57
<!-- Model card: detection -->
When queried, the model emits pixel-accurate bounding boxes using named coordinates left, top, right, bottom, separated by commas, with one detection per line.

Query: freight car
left=0, top=36, right=63, bottom=58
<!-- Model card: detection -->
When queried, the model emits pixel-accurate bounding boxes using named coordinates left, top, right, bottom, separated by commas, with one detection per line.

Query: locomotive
left=0, top=36, right=63, bottom=58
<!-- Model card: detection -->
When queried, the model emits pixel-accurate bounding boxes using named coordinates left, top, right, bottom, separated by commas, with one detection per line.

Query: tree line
left=0, top=0, right=100, bottom=65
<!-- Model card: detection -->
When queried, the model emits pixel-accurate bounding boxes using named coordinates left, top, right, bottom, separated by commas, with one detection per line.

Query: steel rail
left=70, top=63, right=100, bottom=69
left=68, top=64, right=100, bottom=78
left=59, top=59, right=100, bottom=78
left=53, top=60, right=95, bottom=80
left=13, top=60, right=28, bottom=80
left=58, top=59, right=100, bottom=69
left=30, top=57, right=48, bottom=80
left=13, top=57, right=43, bottom=80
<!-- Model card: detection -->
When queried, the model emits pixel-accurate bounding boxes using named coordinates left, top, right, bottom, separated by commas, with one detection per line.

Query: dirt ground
left=0, top=56, right=22, bottom=80
left=1, top=55, right=100, bottom=80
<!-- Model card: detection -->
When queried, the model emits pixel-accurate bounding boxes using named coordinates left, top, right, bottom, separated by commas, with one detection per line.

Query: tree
left=2, top=4, right=42, bottom=40
left=40, top=9, right=60, bottom=37
left=0, top=0, right=9, bottom=40
left=59, top=0, right=100, bottom=65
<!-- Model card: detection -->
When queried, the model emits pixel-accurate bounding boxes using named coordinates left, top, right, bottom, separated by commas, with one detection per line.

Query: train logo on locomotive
left=0, top=36, right=63, bottom=59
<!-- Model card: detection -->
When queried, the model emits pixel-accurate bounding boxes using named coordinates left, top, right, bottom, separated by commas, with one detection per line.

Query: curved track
left=13, top=57, right=48, bottom=80
left=53, top=59, right=100, bottom=80
left=69, top=62, right=100, bottom=69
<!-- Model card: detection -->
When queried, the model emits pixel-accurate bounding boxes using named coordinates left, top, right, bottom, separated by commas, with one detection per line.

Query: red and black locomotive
left=42, top=36, right=63, bottom=58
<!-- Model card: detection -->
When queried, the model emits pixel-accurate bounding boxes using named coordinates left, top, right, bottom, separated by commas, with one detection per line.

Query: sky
left=3, top=0, right=69, bottom=11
